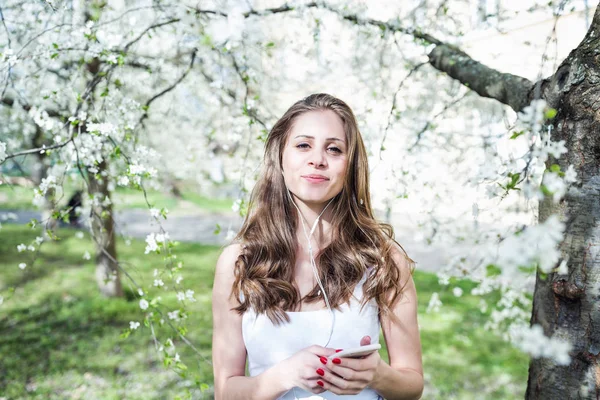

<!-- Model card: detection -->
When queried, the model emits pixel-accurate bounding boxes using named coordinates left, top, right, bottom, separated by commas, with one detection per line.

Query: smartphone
left=328, top=344, right=381, bottom=359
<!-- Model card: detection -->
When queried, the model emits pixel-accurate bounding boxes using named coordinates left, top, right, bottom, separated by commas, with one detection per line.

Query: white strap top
left=241, top=272, right=382, bottom=399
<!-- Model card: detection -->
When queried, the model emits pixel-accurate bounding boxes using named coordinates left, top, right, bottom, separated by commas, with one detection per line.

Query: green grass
left=0, top=224, right=529, bottom=399
left=0, top=181, right=234, bottom=213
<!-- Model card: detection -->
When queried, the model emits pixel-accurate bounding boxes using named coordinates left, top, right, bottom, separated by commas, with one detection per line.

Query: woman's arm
left=369, top=244, right=424, bottom=400
left=212, top=244, right=290, bottom=400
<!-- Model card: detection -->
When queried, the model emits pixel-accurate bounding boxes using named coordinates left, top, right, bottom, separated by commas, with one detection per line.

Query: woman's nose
left=309, top=149, right=327, bottom=167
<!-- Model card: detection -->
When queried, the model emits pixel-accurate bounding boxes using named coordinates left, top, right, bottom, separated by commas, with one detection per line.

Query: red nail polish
left=316, top=368, right=324, bottom=376
left=319, top=356, right=328, bottom=365
left=317, top=380, right=324, bottom=387
left=332, top=358, right=341, bottom=364
left=335, top=349, right=343, bottom=353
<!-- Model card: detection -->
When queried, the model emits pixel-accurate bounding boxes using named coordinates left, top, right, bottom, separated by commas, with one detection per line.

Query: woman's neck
left=292, top=197, right=334, bottom=250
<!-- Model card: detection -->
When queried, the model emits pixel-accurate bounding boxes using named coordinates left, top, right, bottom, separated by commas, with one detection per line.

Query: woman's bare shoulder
left=219, top=242, right=243, bottom=263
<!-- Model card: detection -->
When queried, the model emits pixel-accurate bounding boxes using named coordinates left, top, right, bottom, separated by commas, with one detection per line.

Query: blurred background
left=0, top=0, right=592, bottom=398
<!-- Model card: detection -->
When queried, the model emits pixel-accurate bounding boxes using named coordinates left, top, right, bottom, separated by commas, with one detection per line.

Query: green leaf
left=485, top=264, right=502, bottom=277
left=214, top=224, right=221, bottom=235
left=265, top=42, right=275, bottom=48
left=545, top=108, right=557, bottom=119
left=50, top=53, right=59, bottom=59
left=510, top=130, right=525, bottom=139
left=549, top=164, right=561, bottom=173
left=52, top=43, right=59, bottom=49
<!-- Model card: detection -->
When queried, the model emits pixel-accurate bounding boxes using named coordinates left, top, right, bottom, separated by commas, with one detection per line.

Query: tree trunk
left=88, top=160, right=123, bottom=297
left=525, top=7, right=600, bottom=398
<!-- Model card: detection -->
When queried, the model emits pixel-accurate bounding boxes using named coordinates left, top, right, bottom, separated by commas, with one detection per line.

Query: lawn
left=0, top=224, right=530, bottom=399
left=0, top=181, right=234, bottom=214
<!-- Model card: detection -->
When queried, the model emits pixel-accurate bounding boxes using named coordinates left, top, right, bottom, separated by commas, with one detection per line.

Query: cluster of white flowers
left=426, top=292, right=442, bottom=313
left=115, top=176, right=128, bottom=187
left=87, top=122, right=117, bottom=136
left=1, top=48, right=18, bottom=67
left=144, top=232, right=169, bottom=254
left=167, top=310, right=181, bottom=321
left=144, top=232, right=170, bottom=254
left=129, top=321, right=140, bottom=330
left=139, top=299, right=149, bottom=310
left=485, top=214, right=565, bottom=276
left=516, top=99, right=547, bottom=133
left=29, top=106, right=56, bottom=132
left=508, top=323, right=572, bottom=365
left=18, top=263, right=27, bottom=270
left=153, top=279, right=164, bottom=287
left=0, top=141, right=7, bottom=163
left=83, top=251, right=91, bottom=260
left=176, top=290, right=195, bottom=302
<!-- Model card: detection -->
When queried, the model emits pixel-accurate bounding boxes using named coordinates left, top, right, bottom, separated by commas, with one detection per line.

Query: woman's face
left=281, top=110, right=349, bottom=206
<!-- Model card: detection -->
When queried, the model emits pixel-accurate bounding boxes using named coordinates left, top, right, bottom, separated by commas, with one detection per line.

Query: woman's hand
left=278, top=345, right=338, bottom=394
left=318, top=335, right=381, bottom=395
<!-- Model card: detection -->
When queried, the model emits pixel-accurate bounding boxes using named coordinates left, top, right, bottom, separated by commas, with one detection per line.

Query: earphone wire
left=285, top=188, right=336, bottom=400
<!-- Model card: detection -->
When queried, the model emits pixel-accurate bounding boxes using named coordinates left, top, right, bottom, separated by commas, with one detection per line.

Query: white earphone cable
left=285, top=188, right=336, bottom=400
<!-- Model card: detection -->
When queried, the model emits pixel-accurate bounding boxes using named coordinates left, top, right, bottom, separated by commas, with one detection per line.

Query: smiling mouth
left=302, top=176, right=329, bottom=183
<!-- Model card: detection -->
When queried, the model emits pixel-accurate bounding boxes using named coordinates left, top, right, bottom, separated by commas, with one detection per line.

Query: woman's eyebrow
left=294, top=134, right=345, bottom=143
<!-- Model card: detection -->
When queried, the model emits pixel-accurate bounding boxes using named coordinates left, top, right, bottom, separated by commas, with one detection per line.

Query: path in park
left=1, top=206, right=451, bottom=275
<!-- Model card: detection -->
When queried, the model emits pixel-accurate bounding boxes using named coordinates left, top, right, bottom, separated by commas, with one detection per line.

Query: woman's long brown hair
left=231, top=93, right=415, bottom=325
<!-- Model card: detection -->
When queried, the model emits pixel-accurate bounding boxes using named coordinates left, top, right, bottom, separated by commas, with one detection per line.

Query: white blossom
left=167, top=310, right=181, bottom=321
left=129, top=321, right=140, bottom=330
left=509, top=324, right=572, bottom=365
left=83, top=251, right=91, bottom=260
left=0, top=142, right=6, bottom=163
left=453, top=287, right=463, bottom=297
left=18, top=263, right=27, bottom=270
left=144, top=234, right=158, bottom=254
left=564, top=165, right=577, bottom=184
left=185, top=289, right=196, bottom=302
left=138, top=289, right=144, bottom=296
left=153, top=279, right=164, bottom=287
left=139, top=299, right=149, bottom=310
left=426, top=292, right=442, bottom=313
left=117, top=175, right=129, bottom=186
left=87, top=122, right=117, bottom=136
left=150, top=208, right=160, bottom=218
left=17, top=244, right=26, bottom=252
left=176, top=292, right=185, bottom=302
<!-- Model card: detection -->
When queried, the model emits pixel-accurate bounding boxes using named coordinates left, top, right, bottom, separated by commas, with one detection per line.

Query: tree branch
left=427, top=44, right=534, bottom=112
left=195, top=2, right=535, bottom=111
left=139, top=48, right=198, bottom=126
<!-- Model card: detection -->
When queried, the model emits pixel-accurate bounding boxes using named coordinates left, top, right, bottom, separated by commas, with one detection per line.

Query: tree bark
left=88, top=160, right=123, bottom=298
left=524, top=5, right=600, bottom=399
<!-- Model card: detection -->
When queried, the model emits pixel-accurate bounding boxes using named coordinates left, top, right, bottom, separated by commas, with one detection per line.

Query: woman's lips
left=302, top=176, right=329, bottom=183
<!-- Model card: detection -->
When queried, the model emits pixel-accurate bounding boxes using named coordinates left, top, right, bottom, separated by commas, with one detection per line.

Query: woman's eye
left=328, top=147, right=342, bottom=153
left=296, top=143, right=310, bottom=149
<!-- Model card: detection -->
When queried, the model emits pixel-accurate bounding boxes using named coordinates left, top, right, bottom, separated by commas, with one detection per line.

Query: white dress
left=241, top=272, right=383, bottom=399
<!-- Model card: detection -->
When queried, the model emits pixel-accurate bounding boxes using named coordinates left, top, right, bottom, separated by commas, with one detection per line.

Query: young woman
left=212, top=93, right=423, bottom=399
